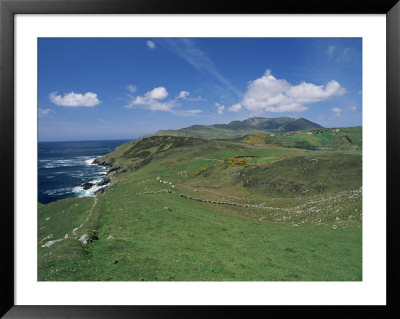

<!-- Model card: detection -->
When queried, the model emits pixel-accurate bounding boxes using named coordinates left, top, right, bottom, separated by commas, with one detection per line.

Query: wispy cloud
left=98, top=118, right=110, bottom=124
left=349, top=105, right=357, bottom=111
left=38, top=108, right=54, bottom=117
left=328, top=45, right=353, bottom=62
left=224, top=69, right=346, bottom=114
left=174, top=109, right=202, bottom=116
left=327, top=45, right=336, bottom=57
left=146, top=40, right=156, bottom=49
left=160, top=39, right=240, bottom=97
left=331, top=107, right=342, bottom=117
left=336, top=48, right=351, bottom=62
left=228, top=103, right=242, bottom=112
left=49, top=91, right=101, bottom=107
left=126, top=84, right=137, bottom=93
left=177, top=90, right=205, bottom=102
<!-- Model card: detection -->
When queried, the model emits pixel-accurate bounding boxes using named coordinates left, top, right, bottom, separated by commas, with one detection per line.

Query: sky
left=38, top=38, right=362, bottom=141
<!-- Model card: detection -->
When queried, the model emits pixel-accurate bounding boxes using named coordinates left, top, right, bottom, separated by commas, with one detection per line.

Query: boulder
left=79, top=234, right=92, bottom=245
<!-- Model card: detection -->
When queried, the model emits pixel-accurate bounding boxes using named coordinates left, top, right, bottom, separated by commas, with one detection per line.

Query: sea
left=38, top=140, right=131, bottom=204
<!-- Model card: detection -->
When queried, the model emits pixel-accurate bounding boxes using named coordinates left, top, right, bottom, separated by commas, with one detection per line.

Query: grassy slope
left=240, top=126, right=362, bottom=151
left=38, top=127, right=362, bottom=281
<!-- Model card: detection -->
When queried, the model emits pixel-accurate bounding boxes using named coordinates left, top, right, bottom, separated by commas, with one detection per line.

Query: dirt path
left=41, top=196, right=98, bottom=248
left=71, top=197, right=98, bottom=236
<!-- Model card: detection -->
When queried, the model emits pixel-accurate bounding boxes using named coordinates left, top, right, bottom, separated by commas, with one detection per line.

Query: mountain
left=216, top=117, right=322, bottom=131
left=144, top=117, right=323, bottom=140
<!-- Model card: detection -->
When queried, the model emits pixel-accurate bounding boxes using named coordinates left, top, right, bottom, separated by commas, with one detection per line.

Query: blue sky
left=38, top=38, right=362, bottom=141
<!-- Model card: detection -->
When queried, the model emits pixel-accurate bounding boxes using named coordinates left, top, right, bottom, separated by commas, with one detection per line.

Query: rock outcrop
left=81, top=182, right=94, bottom=190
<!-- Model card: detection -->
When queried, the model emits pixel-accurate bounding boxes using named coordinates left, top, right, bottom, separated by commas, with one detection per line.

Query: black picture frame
left=1, top=0, right=399, bottom=318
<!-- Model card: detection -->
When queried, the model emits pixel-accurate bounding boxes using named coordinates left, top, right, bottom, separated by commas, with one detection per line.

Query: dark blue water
left=38, top=140, right=130, bottom=204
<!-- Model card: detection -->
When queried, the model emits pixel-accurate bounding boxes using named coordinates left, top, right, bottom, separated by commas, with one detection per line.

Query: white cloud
left=215, top=102, right=225, bottom=115
left=177, top=91, right=205, bottom=102
left=125, top=87, right=201, bottom=117
left=228, top=103, right=242, bottom=112
left=146, top=40, right=156, bottom=49
left=331, top=107, right=342, bottom=116
left=148, top=87, right=168, bottom=100
left=327, top=45, right=336, bottom=57
left=238, top=70, right=346, bottom=113
left=49, top=91, right=101, bottom=107
left=38, top=108, right=54, bottom=117
left=126, top=85, right=137, bottom=93
left=125, top=86, right=172, bottom=111
left=178, top=90, right=190, bottom=99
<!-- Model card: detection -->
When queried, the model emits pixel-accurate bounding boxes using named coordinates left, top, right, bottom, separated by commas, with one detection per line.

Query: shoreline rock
left=81, top=182, right=94, bottom=190
left=97, top=177, right=111, bottom=186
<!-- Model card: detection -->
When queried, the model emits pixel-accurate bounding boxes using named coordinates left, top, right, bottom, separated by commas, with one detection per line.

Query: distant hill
left=217, top=117, right=322, bottom=131
left=143, top=117, right=323, bottom=140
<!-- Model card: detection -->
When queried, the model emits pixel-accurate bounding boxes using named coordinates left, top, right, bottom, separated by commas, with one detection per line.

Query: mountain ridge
left=143, top=117, right=323, bottom=140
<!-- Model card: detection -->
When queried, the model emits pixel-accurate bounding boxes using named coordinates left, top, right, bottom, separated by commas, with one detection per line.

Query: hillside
left=143, top=117, right=323, bottom=140
left=38, top=126, right=362, bottom=281
left=240, top=126, right=362, bottom=150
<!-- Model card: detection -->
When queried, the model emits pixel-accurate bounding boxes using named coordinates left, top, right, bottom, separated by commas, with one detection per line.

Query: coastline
left=74, top=157, right=112, bottom=197
left=38, top=139, right=131, bottom=204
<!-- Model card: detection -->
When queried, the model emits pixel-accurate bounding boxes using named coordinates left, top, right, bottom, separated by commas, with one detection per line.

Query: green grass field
left=38, top=127, right=362, bottom=281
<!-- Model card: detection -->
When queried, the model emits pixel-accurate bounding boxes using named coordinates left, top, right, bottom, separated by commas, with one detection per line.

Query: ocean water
left=38, top=140, right=130, bottom=204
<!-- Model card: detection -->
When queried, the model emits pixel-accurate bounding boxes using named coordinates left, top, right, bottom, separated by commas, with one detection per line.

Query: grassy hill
left=240, top=126, right=362, bottom=150
left=144, top=117, right=323, bottom=140
left=38, top=126, right=362, bottom=281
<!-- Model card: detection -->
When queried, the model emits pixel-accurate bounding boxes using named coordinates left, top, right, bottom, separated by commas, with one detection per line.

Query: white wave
left=83, top=155, right=104, bottom=166
left=42, top=158, right=82, bottom=168
left=89, top=177, right=103, bottom=184
left=84, top=158, right=96, bottom=165
left=44, top=187, right=73, bottom=196
left=72, top=182, right=109, bottom=198
left=41, top=156, right=103, bottom=169
left=68, top=172, right=85, bottom=178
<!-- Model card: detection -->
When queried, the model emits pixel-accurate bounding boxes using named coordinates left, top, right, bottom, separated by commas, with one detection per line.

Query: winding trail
left=71, top=197, right=98, bottom=236
left=41, top=196, right=98, bottom=248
